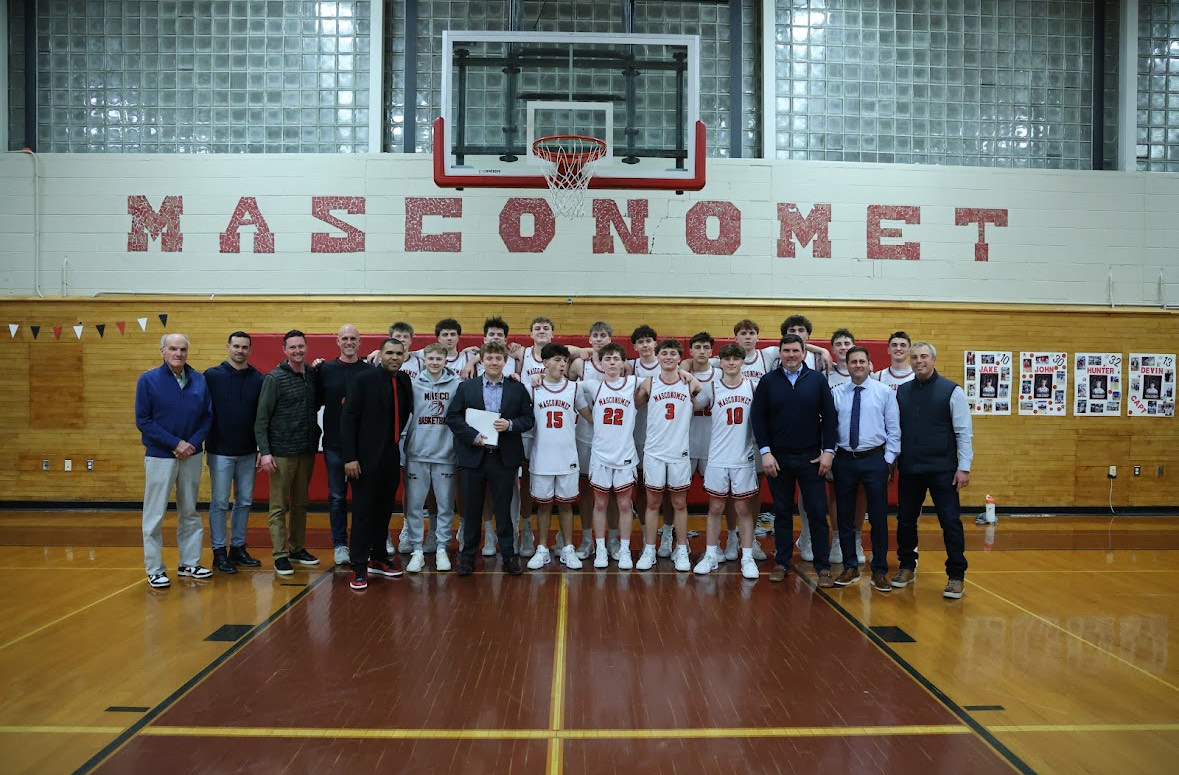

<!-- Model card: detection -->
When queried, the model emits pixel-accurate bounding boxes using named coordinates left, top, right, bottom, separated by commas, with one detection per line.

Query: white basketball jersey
left=689, top=366, right=717, bottom=459
left=530, top=379, right=582, bottom=476
left=400, top=352, right=421, bottom=381
left=643, top=375, right=694, bottom=463
left=581, top=376, right=638, bottom=468
left=873, top=366, right=915, bottom=391
left=707, top=377, right=757, bottom=468
left=446, top=350, right=470, bottom=374
left=828, top=365, right=852, bottom=388
left=520, top=347, right=546, bottom=381
left=630, top=358, right=662, bottom=450
left=575, top=357, right=609, bottom=445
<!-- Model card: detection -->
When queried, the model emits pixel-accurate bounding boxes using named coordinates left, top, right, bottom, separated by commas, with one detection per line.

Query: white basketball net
left=533, top=136, right=607, bottom=218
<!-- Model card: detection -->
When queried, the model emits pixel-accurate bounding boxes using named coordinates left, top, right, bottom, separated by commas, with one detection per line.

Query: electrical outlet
left=1108, top=465, right=1117, bottom=479
left=64, top=459, right=72, bottom=472
left=41, top=459, right=49, bottom=471
left=86, top=459, right=94, bottom=471
left=1134, top=465, right=1141, bottom=476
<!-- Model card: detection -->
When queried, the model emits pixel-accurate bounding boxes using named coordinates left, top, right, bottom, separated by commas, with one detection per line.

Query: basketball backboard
left=434, top=31, right=705, bottom=192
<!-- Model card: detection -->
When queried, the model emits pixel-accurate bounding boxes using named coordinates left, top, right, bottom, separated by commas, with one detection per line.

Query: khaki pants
left=267, top=453, right=315, bottom=559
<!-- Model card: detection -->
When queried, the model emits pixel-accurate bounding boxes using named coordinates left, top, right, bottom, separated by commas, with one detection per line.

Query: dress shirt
left=782, top=364, right=802, bottom=386
left=481, top=376, right=512, bottom=431
left=832, top=378, right=901, bottom=464
left=948, top=385, right=973, bottom=472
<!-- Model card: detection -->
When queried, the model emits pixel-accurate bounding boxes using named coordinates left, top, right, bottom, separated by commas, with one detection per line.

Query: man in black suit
left=341, top=338, right=413, bottom=591
left=446, top=341, right=535, bottom=576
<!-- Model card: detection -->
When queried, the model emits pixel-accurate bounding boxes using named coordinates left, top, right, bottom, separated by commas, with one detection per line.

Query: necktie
left=849, top=385, right=863, bottom=451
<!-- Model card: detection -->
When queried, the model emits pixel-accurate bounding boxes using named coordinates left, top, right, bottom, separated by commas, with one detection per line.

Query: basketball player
left=570, top=321, right=620, bottom=559
left=527, top=343, right=587, bottom=570
left=694, top=344, right=761, bottom=581
left=634, top=339, right=704, bottom=571
left=577, top=342, right=641, bottom=569
left=873, top=331, right=916, bottom=390
left=628, top=325, right=662, bottom=552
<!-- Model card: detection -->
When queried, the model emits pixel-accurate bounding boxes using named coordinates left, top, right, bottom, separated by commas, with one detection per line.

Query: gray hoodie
left=406, top=366, right=460, bottom=464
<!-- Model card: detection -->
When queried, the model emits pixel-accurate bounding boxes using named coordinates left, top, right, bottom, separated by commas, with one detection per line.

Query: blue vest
left=896, top=371, right=959, bottom=474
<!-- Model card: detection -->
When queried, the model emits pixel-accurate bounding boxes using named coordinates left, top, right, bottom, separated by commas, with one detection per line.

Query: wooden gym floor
left=1, top=512, right=1178, bottom=774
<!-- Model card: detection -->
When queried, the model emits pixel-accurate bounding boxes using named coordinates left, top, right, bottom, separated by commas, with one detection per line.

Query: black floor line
left=71, top=570, right=334, bottom=775
left=802, top=573, right=1037, bottom=775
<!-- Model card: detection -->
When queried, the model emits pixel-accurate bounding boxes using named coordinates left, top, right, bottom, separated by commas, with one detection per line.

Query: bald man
left=318, top=324, right=373, bottom=565
left=135, top=333, right=214, bottom=588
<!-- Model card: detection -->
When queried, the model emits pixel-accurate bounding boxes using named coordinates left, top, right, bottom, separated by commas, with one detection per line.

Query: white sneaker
left=752, top=538, right=767, bottom=561
left=399, top=528, right=413, bottom=554
left=693, top=548, right=719, bottom=575
left=482, top=524, right=497, bottom=556
left=829, top=540, right=843, bottom=565
left=435, top=549, right=451, bottom=572
left=576, top=533, right=594, bottom=560
left=636, top=545, right=657, bottom=571
left=520, top=520, right=536, bottom=558
left=386, top=535, right=396, bottom=556
left=672, top=545, right=691, bottom=572
left=741, top=556, right=760, bottom=580
left=724, top=531, right=739, bottom=562
left=333, top=545, right=350, bottom=565
left=560, top=545, right=583, bottom=570
left=594, top=546, right=609, bottom=569
left=617, top=546, right=633, bottom=570
left=657, top=526, right=674, bottom=558
left=407, top=550, right=425, bottom=573
left=527, top=546, right=551, bottom=570
left=796, top=537, right=814, bottom=563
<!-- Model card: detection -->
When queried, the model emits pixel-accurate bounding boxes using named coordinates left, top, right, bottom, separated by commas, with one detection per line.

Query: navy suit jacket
left=445, top=377, right=535, bottom=469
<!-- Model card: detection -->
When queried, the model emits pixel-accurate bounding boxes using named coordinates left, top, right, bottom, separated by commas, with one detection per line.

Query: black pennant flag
left=158, top=313, right=168, bottom=327
left=30, top=326, right=40, bottom=339
left=96, top=324, right=106, bottom=338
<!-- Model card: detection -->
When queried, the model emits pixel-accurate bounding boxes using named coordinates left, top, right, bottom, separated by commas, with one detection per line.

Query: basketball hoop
left=532, top=135, right=607, bottom=217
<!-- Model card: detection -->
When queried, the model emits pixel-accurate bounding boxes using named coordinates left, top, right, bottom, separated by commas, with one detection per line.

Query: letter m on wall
left=127, top=195, right=183, bottom=252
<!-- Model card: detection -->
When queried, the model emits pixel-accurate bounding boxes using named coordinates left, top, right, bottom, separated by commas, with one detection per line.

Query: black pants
left=833, top=450, right=890, bottom=574
left=350, top=450, right=399, bottom=573
left=765, top=449, right=831, bottom=571
left=896, top=470, right=967, bottom=580
left=459, top=450, right=517, bottom=563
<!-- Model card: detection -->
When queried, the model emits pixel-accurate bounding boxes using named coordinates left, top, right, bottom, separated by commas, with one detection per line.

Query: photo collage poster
left=1018, top=351, right=1068, bottom=415
left=1074, top=353, right=1122, bottom=416
left=1127, top=353, right=1176, bottom=417
left=964, top=350, right=1013, bottom=415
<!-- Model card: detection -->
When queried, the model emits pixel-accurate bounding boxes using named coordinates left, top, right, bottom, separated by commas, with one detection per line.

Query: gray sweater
left=406, top=367, right=460, bottom=464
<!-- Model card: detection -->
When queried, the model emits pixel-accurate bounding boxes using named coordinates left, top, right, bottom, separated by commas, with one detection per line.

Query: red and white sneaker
left=368, top=557, right=404, bottom=578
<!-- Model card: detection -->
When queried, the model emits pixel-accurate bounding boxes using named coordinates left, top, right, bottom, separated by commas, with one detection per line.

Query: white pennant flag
left=8, top=324, right=17, bottom=338
left=137, top=317, right=148, bottom=331
left=73, top=324, right=84, bottom=339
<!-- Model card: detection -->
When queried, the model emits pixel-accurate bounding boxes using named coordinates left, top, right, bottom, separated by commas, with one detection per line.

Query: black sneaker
left=177, top=564, right=213, bottom=579
left=274, top=557, right=294, bottom=576
left=229, top=545, right=262, bottom=567
left=289, top=549, right=320, bottom=566
left=212, top=548, right=238, bottom=574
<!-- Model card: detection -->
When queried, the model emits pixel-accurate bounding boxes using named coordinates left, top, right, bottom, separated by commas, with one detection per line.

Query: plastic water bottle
left=984, top=524, right=995, bottom=551
left=984, top=494, right=997, bottom=524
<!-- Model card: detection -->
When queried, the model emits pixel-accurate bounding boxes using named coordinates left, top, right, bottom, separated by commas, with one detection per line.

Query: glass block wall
left=383, top=0, right=761, bottom=157
left=1138, top=0, right=1179, bottom=171
left=775, top=0, right=1098, bottom=168
left=8, top=0, right=371, bottom=153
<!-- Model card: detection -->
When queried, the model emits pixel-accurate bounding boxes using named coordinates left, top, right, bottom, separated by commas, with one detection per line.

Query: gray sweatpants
left=142, top=454, right=205, bottom=575
left=403, top=459, right=457, bottom=551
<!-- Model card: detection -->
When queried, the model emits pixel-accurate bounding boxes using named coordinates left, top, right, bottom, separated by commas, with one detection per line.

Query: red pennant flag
left=116, top=321, right=126, bottom=335
left=52, top=325, right=62, bottom=340
left=96, top=324, right=106, bottom=338
left=158, top=313, right=168, bottom=327
left=30, top=325, right=40, bottom=339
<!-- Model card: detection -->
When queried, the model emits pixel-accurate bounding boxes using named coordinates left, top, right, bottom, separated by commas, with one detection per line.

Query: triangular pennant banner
left=158, top=313, right=168, bottom=327
left=31, top=326, right=40, bottom=339
left=96, top=324, right=106, bottom=338
left=137, top=317, right=148, bottom=331
left=52, top=325, right=63, bottom=340
left=8, top=324, right=17, bottom=338
left=73, top=324, right=84, bottom=339
left=116, top=321, right=126, bottom=335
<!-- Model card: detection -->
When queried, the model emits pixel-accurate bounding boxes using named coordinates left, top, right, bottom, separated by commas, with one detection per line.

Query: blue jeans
left=766, top=449, right=832, bottom=571
left=207, top=453, right=256, bottom=550
left=322, top=446, right=351, bottom=548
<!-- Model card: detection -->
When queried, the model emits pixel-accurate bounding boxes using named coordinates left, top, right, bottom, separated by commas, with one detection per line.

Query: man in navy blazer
left=446, top=341, right=535, bottom=576
left=751, top=334, right=839, bottom=587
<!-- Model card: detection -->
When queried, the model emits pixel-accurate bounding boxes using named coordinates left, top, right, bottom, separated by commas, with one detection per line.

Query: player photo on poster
left=1018, top=351, right=1068, bottom=416
left=1073, top=353, right=1122, bottom=416
left=965, top=350, right=1013, bottom=415
left=1127, top=353, right=1176, bottom=417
